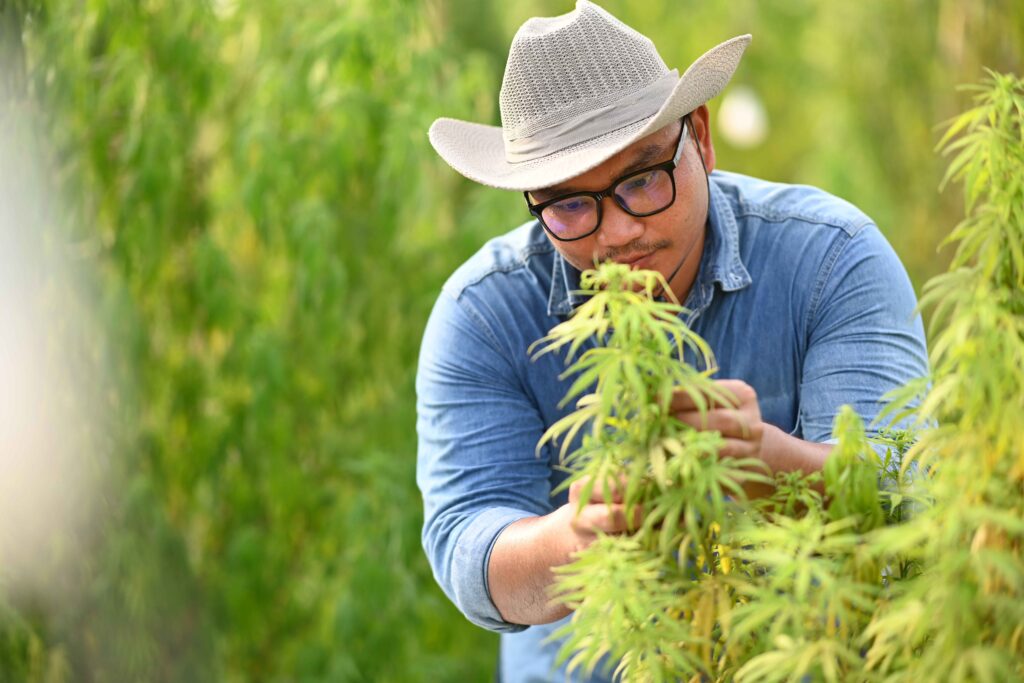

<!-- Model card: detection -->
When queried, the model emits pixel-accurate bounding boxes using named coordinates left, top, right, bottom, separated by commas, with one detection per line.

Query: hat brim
left=429, top=34, right=751, bottom=192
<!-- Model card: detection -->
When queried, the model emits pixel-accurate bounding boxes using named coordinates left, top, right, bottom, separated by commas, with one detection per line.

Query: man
left=416, top=2, right=928, bottom=681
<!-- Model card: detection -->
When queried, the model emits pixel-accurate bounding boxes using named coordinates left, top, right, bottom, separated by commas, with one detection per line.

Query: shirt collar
left=546, top=174, right=752, bottom=318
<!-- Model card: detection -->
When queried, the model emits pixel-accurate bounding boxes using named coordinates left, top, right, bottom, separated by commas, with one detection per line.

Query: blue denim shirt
left=415, top=170, right=928, bottom=682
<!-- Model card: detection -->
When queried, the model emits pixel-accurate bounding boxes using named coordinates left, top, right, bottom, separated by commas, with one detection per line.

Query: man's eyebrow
left=619, top=143, right=666, bottom=176
left=534, top=142, right=667, bottom=199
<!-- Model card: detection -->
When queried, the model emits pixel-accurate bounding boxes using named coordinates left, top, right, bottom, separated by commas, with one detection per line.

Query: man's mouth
left=614, top=251, right=655, bottom=269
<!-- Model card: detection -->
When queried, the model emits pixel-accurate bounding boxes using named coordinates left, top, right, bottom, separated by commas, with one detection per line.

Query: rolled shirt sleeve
left=416, top=286, right=554, bottom=633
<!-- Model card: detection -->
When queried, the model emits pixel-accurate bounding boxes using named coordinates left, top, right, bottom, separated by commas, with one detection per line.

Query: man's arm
left=672, top=224, right=927, bottom=491
left=487, top=514, right=572, bottom=625
left=759, top=424, right=832, bottom=495
left=417, top=288, right=560, bottom=632
left=673, top=223, right=927, bottom=491
left=419, top=284, right=640, bottom=629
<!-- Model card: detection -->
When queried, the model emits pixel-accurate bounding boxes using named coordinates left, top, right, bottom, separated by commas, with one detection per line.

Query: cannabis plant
left=536, top=71, right=1023, bottom=682
left=534, top=264, right=905, bottom=682
left=530, top=265, right=767, bottom=681
left=859, top=70, right=1024, bottom=682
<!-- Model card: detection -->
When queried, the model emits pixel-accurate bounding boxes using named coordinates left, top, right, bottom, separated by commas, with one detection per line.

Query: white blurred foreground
left=0, top=101, right=107, bottom=603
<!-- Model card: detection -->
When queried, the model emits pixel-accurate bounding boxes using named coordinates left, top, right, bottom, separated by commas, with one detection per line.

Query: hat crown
left=499, top=0, right=670, bottom=141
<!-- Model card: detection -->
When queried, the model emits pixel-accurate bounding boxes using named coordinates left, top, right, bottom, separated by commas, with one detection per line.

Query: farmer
left=416, top=2, right=928, bottom=681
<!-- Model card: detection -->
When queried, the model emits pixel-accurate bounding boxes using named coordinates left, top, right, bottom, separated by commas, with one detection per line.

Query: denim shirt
left=415, top=170, right=928, bottom=683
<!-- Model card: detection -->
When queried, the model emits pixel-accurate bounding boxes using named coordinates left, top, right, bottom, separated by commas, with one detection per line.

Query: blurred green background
left=0, top=0, right=1020, bottom=681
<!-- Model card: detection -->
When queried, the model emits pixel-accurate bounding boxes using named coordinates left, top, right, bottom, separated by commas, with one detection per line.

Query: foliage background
left=0, top=0, right=1020, bottom=681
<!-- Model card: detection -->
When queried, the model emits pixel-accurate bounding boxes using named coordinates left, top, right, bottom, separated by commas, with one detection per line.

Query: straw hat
left=428, top=0, right=751, bottom=192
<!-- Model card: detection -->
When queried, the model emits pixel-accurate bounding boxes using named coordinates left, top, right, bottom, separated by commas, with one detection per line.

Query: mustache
left=597, top=238, right=672, bottom=262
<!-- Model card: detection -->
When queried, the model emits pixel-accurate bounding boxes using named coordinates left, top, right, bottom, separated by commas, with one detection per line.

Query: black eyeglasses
left=524, top=116, right=690, bottom=242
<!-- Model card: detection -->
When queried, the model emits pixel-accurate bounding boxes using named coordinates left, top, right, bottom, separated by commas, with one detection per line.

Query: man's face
left=528, top=105, right=716, bottom=287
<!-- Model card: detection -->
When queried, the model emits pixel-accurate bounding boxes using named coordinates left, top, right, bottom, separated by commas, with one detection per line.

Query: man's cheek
left=559, top=249, right=594, bottom=271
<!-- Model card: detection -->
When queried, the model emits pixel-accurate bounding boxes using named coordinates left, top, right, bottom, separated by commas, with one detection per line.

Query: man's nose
left=595, top=197, right=644, bottom=250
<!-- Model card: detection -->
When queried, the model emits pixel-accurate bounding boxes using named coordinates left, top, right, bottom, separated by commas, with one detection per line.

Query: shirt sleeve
left=416, top=286, right=555, bottom=633
left=798, top=223, right=929, bottom=452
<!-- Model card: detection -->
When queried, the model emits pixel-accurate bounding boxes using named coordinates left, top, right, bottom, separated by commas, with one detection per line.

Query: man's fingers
left=669, top=379, right=751, bottom=413
left=718, top=437, right=757, bottom=459
left=572, top=502, right=642, bottom=534
left=669, top=387, right=716, bottom=413
left=568, top=474, right=628, bottom=504
left=674, top=408, right=753, bottom=438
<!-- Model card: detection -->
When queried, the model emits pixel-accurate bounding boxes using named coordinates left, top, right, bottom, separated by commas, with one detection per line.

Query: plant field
left=0, top=1, right=1021, bottom=681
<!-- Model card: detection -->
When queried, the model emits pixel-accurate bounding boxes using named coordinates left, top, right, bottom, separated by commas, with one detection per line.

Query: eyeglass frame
left=523, top=115, right=692, bottom=242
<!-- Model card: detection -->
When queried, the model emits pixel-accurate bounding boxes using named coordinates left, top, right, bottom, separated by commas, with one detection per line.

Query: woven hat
left=428, top=0, right=751, bottom=192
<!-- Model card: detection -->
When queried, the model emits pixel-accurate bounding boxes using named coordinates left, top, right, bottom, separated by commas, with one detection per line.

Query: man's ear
left=691, top=105, right=716, bottom=174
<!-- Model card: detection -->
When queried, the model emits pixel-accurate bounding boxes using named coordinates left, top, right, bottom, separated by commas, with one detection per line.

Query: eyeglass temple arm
left=672, top=117, right=690, bottom=166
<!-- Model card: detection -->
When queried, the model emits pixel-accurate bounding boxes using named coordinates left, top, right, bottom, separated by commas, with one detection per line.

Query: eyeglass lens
left=541, top=168, right=675, bottom=239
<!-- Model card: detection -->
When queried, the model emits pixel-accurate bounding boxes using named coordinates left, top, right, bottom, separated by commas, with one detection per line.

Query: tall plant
left=860, top=70, right=1024, bottom=682
left=530, top=265, right=767, bottom=680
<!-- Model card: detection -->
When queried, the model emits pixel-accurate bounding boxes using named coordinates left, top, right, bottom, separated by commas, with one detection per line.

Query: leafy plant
left=534, top=266, right=897, bottom=681
left=860, top=69, right=1024, bottom=683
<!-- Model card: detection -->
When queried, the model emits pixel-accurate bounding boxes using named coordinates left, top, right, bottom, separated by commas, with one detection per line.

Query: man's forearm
left=746, top=424, right=832, bottom=498
left=487, top=509, right=575, bottom=625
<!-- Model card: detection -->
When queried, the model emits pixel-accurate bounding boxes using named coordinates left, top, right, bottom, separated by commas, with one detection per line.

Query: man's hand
left=670, top=379, right=765, bottom=459
left=669, top=379, right=832, bottom=498
left=558, top=475, right=643, bottom=555
left=489, top=475, right=642, bottom=625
